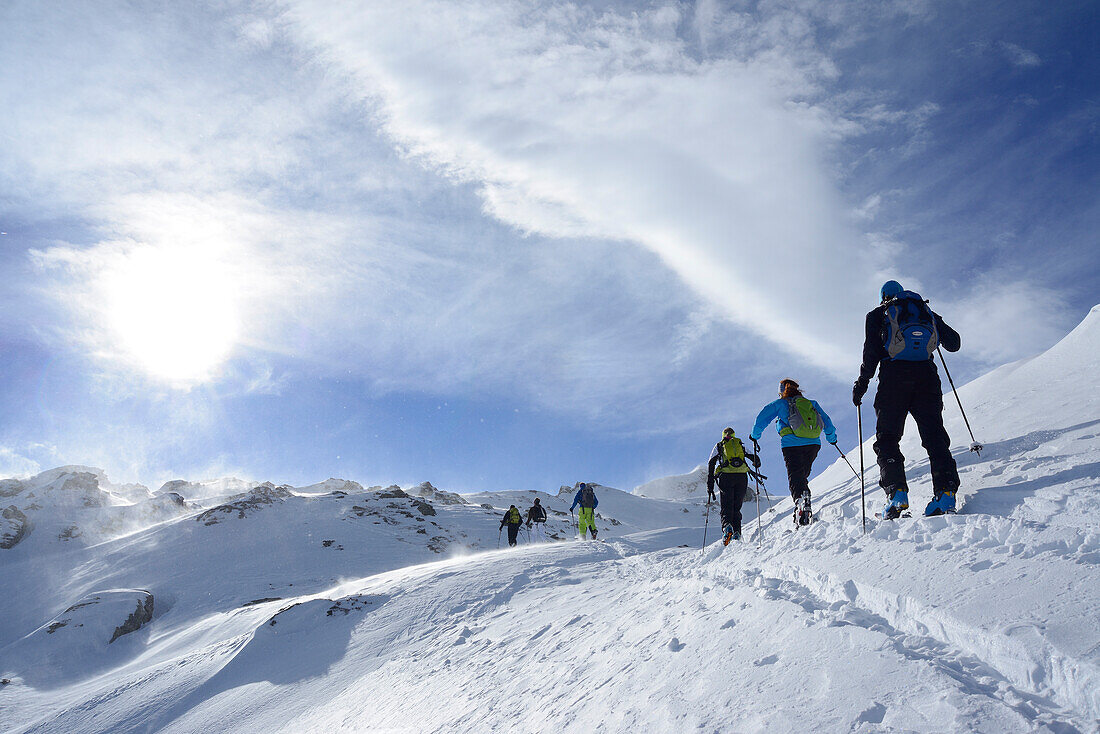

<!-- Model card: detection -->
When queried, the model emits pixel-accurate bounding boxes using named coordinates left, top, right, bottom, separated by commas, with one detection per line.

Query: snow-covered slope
left=1, top=308, right=1099, bottom=733
left=632, top=463, right=708, bottom=500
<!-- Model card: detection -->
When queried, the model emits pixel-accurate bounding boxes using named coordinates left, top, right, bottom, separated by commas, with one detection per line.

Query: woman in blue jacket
left=749, top=379, right=837, bottom=526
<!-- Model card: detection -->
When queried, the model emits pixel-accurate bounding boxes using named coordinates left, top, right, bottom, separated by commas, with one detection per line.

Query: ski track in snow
left=3, top=306, right=1100, bottom=733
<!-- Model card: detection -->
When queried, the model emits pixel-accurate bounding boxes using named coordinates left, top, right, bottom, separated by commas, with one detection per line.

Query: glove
left=751, top=438, right=761, bottom=455
left=853, top=378, right=868, bottom=406
left=748, top=453, right=761, bottom=469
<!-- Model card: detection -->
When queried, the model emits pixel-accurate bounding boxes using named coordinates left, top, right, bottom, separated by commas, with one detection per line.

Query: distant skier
left=569, top=483, right=598, bottom=540
left=749, top=379, right=837, bottom=526
left=526, top=498, right=548, bottom=541
left=706, top=427, right=760, bottom=544
left=853, top=281, right=962, bottom=519
left=500, top=505, right=523, bottom=547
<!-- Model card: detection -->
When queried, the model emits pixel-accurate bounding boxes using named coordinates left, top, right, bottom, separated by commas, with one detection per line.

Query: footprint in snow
left=667, top=637, right=685, bottom=652
left=856, top=702, right=887, bottom=724
left=753, top=654, right=779, bottom=666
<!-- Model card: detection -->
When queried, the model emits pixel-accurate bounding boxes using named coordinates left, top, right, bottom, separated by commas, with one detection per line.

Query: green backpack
left=781, top=397, right=822, bottom=439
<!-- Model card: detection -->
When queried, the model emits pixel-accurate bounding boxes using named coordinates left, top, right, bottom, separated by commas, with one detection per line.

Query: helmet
left=533, top=498, right=540, bottom=504
left=880, top=280, right=904, bottom=302
left=723, top=427, right=735, bottom=437
left=578, top=482, right=587, bottom=490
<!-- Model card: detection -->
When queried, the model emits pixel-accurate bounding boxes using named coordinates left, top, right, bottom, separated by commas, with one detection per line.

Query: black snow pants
left=781, top=444, right=820, bottom=501
left=506, top=524, right=520, bottom=546
left=873, top=360, right=959, bottom=496
left=717, top=472, right=748, bottom=534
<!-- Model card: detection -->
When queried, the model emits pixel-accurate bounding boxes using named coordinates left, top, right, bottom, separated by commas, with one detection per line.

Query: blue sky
left=1, top=0, right=1097, bottom=492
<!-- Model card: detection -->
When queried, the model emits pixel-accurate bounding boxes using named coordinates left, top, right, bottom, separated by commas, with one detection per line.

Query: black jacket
left=858, top=303, right=960, bottom=384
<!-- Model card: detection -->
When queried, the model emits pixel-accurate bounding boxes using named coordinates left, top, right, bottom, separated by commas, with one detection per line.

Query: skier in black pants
left=707, top=427, right=760, bottom=544
left=749, top=379, right=837, bottom=526
left=500, top=505, right=523, bottom=547
left=853, top=280, right=962, bottom=518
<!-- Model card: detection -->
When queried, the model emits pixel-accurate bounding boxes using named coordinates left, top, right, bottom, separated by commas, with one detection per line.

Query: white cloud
left=942, top=276, right=1072, bottom=367
left=0, top=447, right=42, bottom=479
left=282, top=0, right=892, bottom=376
left=999, top=41, right=1042, bottom=68
left=5, top=0, right=1074, bottom=444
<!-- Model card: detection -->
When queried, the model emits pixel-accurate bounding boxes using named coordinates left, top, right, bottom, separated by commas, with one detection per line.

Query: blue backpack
left=884, top=291, right=939, bottom=361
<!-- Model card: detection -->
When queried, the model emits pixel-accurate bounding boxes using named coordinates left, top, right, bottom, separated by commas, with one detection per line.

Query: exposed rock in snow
left=194, top=484, right=294, bottom=525
left=409, top=481, right=467, bottom=505
left=108, top=592, right=155, bottom=643
left=1, top=505, right=30, bottom=549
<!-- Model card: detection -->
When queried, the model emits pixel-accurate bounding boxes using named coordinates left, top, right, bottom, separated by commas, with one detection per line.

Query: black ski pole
left=857, top=406, right=866, bottom=534
left=704, top=497, right=712, bottom=548
left=831, top=442, right=861, bottom=480
left=752, top=439, right=764, bottom=545
left=936, top=346, right=983, bottom=456
left=497, top=526, right=503, bottom=548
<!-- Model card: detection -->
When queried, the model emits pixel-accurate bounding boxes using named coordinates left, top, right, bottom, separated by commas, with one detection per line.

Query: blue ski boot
left=882, top=490, right=909, bottom=520
left=924, top=490, right=957, bottom=516
left=723, top=524, right=735, bottom=546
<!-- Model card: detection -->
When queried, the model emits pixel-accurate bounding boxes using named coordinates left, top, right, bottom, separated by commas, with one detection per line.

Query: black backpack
left=579, top=486, right=595, bottom=508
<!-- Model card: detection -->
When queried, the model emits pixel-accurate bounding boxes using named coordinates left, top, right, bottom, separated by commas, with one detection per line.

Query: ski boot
left=722, top=524, right=735, bottom=545
left=924, top=490, right=957, bottom=517
left=591, top=528, right=598, bottom=540
left=881, top=490, right=909, bottom=520
left=793, top=494, right=812, bottom=526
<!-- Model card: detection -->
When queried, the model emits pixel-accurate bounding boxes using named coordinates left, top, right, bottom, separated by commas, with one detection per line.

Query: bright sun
left=102, top=246, right=240, bottom=382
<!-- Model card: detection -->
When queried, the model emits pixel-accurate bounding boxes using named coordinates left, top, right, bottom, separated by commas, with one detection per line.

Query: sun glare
left=103, top=246, right=240, bottom=382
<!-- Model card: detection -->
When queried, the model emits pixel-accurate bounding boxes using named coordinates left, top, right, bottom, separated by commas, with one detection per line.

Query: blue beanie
left=880, top=280, right=904, bottom=302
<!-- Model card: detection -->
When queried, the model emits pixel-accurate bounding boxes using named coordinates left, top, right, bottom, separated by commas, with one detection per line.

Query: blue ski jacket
left=749, top=398, right=837, bottom=448
left=570, top=488, right=598, bottom=511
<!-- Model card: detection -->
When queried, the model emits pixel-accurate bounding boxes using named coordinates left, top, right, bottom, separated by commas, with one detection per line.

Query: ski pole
left=831, top=442, right=861, bottom=480
left=751, top=439, right=763, bottom=545
left=857, top=406, right=866, bottom=534
left=750, top=470, right=772, bottom=506
left=702, top=496, right=711, bottom=550
left=497, top=526, right=503, bottom=548
left=936, top=347, right=983, bottom=456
